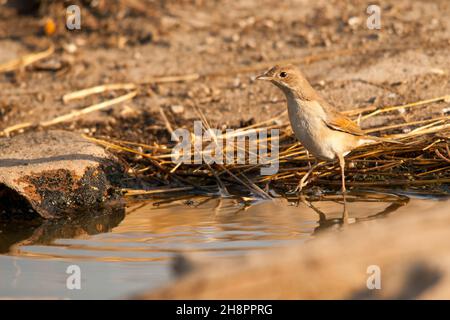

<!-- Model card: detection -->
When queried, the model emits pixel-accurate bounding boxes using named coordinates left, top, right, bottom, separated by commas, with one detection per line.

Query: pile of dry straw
left=88, top=95, right=450, bottom=199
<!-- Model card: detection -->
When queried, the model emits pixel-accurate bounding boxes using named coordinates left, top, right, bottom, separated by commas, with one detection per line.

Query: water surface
left=0, top=191, right=447, bottom=299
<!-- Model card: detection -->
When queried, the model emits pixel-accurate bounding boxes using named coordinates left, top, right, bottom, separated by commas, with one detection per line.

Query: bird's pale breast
left=287, top=98, right=359, bottom=161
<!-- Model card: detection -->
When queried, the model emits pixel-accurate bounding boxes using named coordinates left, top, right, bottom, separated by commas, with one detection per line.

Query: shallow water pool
left=0, top=190, right=448, bottom=299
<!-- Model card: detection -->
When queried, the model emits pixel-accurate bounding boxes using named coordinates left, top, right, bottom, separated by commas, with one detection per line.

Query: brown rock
left=0, top=130, right=124, bottom=219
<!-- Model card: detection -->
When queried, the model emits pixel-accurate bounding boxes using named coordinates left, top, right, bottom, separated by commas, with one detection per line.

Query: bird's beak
left=255, top=73, right=271, bottom=81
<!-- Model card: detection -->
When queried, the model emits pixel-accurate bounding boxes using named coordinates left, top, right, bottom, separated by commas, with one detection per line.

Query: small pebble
left=170, top=105, right=185, bottom=114
left=348, top=16, right=362, bottom=28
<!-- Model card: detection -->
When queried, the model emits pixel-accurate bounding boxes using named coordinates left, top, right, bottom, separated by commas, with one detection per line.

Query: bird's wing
left=323, top=110, right=365, bottom=136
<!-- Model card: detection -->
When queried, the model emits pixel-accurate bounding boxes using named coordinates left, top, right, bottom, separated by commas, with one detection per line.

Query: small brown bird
left=256, top=64, right=398, bottom=193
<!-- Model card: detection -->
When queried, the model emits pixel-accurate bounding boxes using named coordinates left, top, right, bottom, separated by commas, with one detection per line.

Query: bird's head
left=256, top=64, right=317, bottom=100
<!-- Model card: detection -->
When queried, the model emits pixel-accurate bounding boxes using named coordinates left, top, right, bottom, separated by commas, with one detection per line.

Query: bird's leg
left=337, top=154, right=346, bottom=193
left=342, top=190, right=349, bottom=224
left=287, top=160, right=320, bottom=194
left=306, top=150, right=312, bottom=169
left=336, top=154, right=349, bottom=224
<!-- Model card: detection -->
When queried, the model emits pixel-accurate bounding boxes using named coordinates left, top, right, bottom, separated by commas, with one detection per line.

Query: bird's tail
left=359, top=135, right=404, bottom=146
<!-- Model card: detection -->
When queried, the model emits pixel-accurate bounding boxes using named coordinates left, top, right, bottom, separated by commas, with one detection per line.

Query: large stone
left=0, top=130, right=124, bottom=219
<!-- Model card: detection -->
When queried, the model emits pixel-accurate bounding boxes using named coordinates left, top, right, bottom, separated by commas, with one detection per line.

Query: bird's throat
left=285, top=92, right=326, bottom=121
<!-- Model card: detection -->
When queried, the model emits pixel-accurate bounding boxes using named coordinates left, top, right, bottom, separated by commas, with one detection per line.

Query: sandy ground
left=0, top=0, right=449, bottom=144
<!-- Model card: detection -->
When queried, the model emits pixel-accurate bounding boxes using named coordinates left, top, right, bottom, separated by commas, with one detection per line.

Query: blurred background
left=1, top=0, right=449, bottom=141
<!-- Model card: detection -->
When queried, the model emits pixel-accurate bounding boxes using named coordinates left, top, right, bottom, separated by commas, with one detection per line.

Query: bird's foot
left=286, top=180, right=309, bottom=195
left=286, top=186, right=300, bottom=195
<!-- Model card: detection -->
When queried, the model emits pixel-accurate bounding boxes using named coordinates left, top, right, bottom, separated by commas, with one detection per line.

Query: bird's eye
left=279, top=72, right=287, bottom=78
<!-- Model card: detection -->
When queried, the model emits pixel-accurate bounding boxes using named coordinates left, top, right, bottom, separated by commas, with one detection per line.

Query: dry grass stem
left=85, top=94, right=450, bottom=197
left=1, top=85, right=138, bottom=136
left=0, top=45, right=55, bottom=73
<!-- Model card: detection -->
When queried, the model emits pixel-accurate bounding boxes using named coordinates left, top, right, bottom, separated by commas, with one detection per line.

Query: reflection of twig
left=298, top=196, right=327, bottom=222
left=152, top=194, right=199, bottom=207
left=126, top=201, right=151, bottom=215
left=358, top=200, right=408, bottom=221
left=214, top=198, right=223, bottom=216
